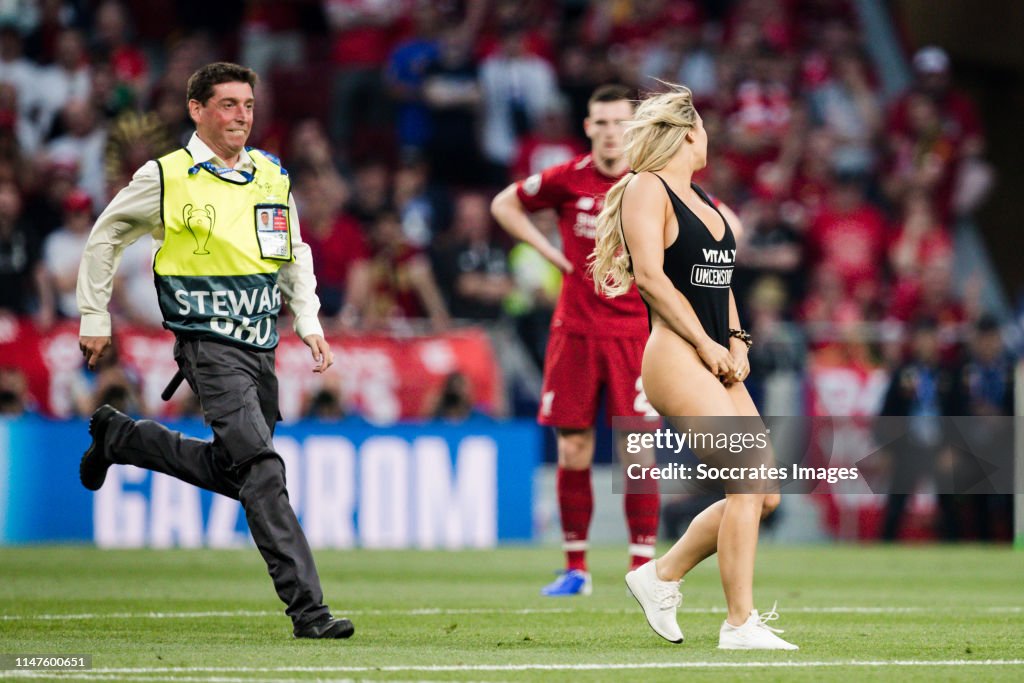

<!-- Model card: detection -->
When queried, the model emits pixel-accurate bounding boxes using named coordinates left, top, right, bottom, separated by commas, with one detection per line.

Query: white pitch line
left=3, top=661, right=1024, bottom=678
left=4, top=605, right=1022, bottom=621
left=0, top=676, right=453, bottom=683
left=0, top=676, right=328, bottom=683
left=0, top=610, right=279, bottom=621
left=0, top=679, right=456, bottom=683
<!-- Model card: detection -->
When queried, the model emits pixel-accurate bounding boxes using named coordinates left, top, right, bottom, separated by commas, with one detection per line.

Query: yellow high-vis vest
left=155, top=147, right=293, bottom=349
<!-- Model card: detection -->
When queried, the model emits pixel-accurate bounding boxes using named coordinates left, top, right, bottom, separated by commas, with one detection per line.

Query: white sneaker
left=718, top=603, right=798, bottom=650
left=624, top=560, right=684, bottom=643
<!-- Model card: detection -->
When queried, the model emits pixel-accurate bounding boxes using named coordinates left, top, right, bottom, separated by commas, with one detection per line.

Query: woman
left=590, top=85, right=796, bottom=650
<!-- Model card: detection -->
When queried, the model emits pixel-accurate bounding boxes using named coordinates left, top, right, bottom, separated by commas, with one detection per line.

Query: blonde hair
left=589, top=84, right=698, bottom=297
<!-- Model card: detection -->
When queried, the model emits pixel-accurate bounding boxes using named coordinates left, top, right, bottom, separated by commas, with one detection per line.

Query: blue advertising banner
left=0, top=417, right=539, bottom=547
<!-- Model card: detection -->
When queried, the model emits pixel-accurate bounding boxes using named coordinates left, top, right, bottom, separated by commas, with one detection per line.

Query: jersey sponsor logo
left=573, top=212, right=598, bottom=239
left=573, top=195, right=602, bottom=239
left=702, top=248, right=736, bottom=264
left=690, top=264, right=733, bottom=288
left=523, top=173, right=542, bottom=196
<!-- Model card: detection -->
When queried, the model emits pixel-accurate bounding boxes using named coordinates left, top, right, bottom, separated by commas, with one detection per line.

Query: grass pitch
left=1, top=544, right=1023, bottom=681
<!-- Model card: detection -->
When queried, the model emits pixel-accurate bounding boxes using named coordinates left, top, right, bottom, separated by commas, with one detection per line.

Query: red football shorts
left=538, top=330, right=655, bottom=428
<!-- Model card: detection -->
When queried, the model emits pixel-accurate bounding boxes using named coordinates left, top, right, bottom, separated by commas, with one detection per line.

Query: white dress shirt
left=77, top=133, right=324, bottom=340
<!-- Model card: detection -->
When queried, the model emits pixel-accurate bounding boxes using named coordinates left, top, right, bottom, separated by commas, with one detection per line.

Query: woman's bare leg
left=641, top=329, right=775, bottom=625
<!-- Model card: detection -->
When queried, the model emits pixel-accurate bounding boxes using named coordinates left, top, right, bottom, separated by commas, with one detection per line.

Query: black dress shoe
left=79, top=404, right=119, bottom=491
left=293, top=615, right=355, bottom=639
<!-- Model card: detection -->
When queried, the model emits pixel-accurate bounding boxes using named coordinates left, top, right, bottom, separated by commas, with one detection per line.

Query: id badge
left=254, top=204, right=292, bottom=261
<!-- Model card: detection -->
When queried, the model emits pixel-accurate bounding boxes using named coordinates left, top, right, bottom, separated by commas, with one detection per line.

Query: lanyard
left=188, top=161, right=255, bottom=183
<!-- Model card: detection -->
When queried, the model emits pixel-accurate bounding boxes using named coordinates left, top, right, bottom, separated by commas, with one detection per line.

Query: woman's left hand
left=723, top=339, right=750, bottom=386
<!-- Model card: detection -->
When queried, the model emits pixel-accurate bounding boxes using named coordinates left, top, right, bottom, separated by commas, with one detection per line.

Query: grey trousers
left=103, top=337, right=330, bottom=627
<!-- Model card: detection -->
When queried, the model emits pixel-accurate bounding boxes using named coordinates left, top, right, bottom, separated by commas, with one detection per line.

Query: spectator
left=91, top=0, right=149, bottom=105
left=806, top=171, right=888, bottom=309
left=956, top=314, right=1014, bottom=417
left=432, top=191, right=514, bottom=321
left=886, top=257, right=968, bottom=357
left=110, top=236, right=162, bottom=328
left=429, top=371, right=485, bottom=420
left=0, top=366, right=31, bottom=415
left=743, top=275, right=805, bottom=409
left=33, top=28, right=91, bottom=143
left=324, top=0, right=404, bottom=153
left=44, top=99, right=108, bottom=206
left=640, top=19, right=716, bottom=100
left=291, top=169, right=370, bottom=320
left=799, top=263, right=865, bottom=333
left=888, top=190, right=953, bottom=288
left=505, top=212, right=561, bottom=370
left=287, top=117, right=345, bottom=177
left=0, top=25, right=39, bottom=153
left=724, top=0, right=796, bottom=55
left=883, top=92, right=959, bottom=218
left=478, top=22, right=559, bottom=180
left=723, top=54, right=795, bottom=186
left=362, top=209, right=449, bottom=331
left=348, top=159, right=391, bottom=224
left=889, top=46, right=984, bottom=162
left=70, top=342, right=143, bottom=417
left=305, top=386, right=346, bottom=420
left=21, top=157, right=78, bottom=244
left=23, top=0, right=79, bottom=65
left=0, top=179, right=37, bottom=315
left=394, top=152, right=448, bottom=248
left=157, top=34, right=213, bottom=98
left=785, top=125, right=835, bottom=224
left=733, top=187, right=804, bottom=311
left=422, top=26, right=482, bottom=185
left=103, top=109, right=177, bottom=197
left=34, top=188, right=93, bottom=328
left=0, top=104, right=19, bottom=168
left=951, top=314, right=1014, bottom=540
left=806, top=50, right=881, bottom=176
left=510, top=96, right=586, bottom=180
left=879, top=319, right=960, bottom=541
left=585, top=0, right=702, bottom=49
left=385, top=2, right=441, bottom=151
left=148, top=82, right=194, bottom=148
left=239, top=0, right=307, bottom=80
left=88, top=60, right=135, bottom=121
left=557, top=47, right=615, bottom=132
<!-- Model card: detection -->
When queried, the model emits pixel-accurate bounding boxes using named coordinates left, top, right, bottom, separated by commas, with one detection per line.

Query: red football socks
left=625, top=470, right=659, bottom=570
left=557, top=466, right=593, bottom=572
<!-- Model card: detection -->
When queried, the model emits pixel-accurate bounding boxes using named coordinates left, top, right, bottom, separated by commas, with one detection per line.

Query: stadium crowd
left=0, top=0, right=1010, bottom=436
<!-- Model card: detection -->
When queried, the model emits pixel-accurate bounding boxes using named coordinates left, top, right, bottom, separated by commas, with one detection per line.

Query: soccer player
left=491, top=84, right=658, bottom=596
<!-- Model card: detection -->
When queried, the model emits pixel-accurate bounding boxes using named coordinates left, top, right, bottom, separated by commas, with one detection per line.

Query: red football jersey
left=516, top=153, right=648, bottom=338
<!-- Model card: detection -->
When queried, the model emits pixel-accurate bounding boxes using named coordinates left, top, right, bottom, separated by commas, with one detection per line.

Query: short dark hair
left=186, top=62, right=258, bottom=106
left=975, top=313, right=1000, bottom=334
left=588, top=84, right=635, bottom=108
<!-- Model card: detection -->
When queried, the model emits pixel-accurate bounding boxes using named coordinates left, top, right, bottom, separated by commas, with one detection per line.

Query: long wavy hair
left=589, top=85, right=698, bottom=297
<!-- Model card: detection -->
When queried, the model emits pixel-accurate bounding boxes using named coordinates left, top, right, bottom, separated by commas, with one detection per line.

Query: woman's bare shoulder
left=622, top=171, right=667, bottom=205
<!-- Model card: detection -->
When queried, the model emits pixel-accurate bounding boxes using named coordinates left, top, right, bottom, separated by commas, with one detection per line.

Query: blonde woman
left=590, top=85, right=796, bottom=650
